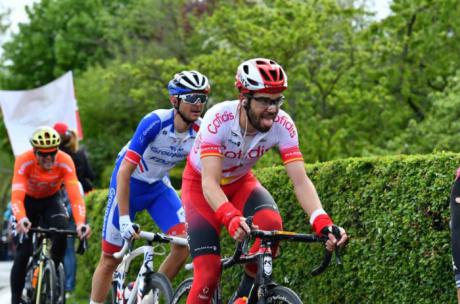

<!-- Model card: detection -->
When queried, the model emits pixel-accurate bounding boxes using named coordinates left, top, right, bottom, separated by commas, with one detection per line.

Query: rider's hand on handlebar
left=119, top=215, right=139, bottom=241
left=215, top=202, right=250, bottom=242
left=77, top=223, right=91, bottom=239
left=321, top=225, right=348, bottom=251
left=17, top=217, right=31, bottom=234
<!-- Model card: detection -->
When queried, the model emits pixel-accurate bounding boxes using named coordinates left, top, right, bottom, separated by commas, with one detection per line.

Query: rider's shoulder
left=142, top=109, right=169, bottom=121
left=15, top=150, right=35, bottom=164
left=204, top=100, right=238, bottom=118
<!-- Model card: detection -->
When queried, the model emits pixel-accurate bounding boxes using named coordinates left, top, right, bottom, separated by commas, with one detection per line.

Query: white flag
left=0, top=71, right=82, bottom=156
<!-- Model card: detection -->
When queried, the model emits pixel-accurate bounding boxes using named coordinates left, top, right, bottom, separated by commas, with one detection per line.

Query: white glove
left=17, top=217, right=31, bottom=234
left=119, top=215, right=137, bottom=241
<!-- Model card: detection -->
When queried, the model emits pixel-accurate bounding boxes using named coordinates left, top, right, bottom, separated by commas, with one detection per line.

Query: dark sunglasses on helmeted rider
left=177, top=93, right=208, bottom=104
left=252, top=96, right=285, bottom=108
left=35, top=150, right=58, bottom=158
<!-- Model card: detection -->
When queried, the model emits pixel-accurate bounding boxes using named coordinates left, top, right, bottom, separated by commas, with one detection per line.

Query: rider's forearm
left=116, top=169, right=131, bottom=216
left=65, top=180, right=87, bottom=225
left=294, top=177, right=323, bottom=216
left=202, top=177, right=229, bottom=211
left=10, top=190, right=27, bottom=222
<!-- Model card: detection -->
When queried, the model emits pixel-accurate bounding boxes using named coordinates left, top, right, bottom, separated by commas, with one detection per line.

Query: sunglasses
left=36, top=150, right=57, bottom=158
left=252, top=96, right=285, bottom=108
left=177, top=93, right=208, bottom=104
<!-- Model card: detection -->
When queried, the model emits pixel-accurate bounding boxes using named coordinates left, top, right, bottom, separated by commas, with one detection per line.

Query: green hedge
left=75, top=153, right=460, bottom=303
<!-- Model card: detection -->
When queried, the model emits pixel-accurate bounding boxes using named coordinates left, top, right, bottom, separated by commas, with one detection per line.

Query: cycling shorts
left=101, top=166, right=186, bottom=254
left=181, top=161, right=282, bottom=258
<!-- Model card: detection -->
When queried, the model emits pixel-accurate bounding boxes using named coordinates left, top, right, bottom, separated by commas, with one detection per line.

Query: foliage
left=389, top=72, right=460, bottom=154
left=2, top=0, right=460, bottom=184
left=75, top=153, right=460, bottom=303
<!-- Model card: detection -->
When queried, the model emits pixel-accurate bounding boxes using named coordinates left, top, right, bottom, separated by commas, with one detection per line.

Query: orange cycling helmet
left=30, top=126, right=61, bottom=150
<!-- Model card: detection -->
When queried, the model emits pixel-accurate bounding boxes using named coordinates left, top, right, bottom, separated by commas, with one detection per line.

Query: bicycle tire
left=265, top=286, right=303, bottom=304
left=171, top=277, right=193, bottom=304
left=37, top=259, right=57, bottom=304
left=56, top=263, right=66, bottom=304
left=171, top=277, right=220, bottom=304
left=21, top=261, right=37, bottom=303
left=141, top=272, right=173, bottom=304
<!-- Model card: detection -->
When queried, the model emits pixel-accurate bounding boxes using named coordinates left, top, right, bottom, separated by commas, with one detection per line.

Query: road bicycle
left=172, top=217, right=341, bottom=304
left=111, top=227, right=188, bottom=304
left=21, top=226, right=87, bottom=304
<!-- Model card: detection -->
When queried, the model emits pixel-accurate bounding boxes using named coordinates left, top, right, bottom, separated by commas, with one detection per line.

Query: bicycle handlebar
left=184, top=217, right=342, bottom=275
left=113, top=230, right=188, bottom=259
left=26, top=226, right=89, bottom=255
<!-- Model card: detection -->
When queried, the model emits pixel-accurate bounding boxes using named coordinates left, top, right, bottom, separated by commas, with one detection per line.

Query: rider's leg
left=148, top=182, right=190, bottom=280
left=187, top=254, right=221, bottom=304
left=450, top=176, right=460, bottom=303
left=90, top=252, right=122, bottom=302
left=43, top=192, right=70, bottom=266
left=10, top=233, right=33, bottom=304
left=158, top=233, right=189, bottom=280
left=231, top=181, right=283, bottom=298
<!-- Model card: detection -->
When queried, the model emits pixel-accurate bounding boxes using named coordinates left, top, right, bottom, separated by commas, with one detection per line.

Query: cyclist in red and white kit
left=182, top=58, right=349, bottom=304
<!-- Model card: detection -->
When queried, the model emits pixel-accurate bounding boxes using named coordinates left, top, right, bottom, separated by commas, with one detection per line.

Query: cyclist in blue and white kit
left=90, top=71, right=210, bottom=304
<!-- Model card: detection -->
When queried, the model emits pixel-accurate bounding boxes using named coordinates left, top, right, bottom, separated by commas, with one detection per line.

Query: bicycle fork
left=249, top=242, right=274, bottom=304
left=35, top=238, right=48, bottom=304
left=127, top=246, right=155, bottom=303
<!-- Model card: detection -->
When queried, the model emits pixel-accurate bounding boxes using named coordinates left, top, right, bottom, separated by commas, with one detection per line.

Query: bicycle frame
left=22, top=226, right=85, bottom=304
left=178, top=226, right=339, bottom=304
left=112, top=242, right=158, bottom=303
left=112, top=230, right=188, bottom=304
left=32, top=233, right=50, bottom=304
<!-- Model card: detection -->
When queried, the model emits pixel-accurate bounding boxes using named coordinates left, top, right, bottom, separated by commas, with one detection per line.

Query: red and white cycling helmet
left=235, top=58, right=288, bottom=94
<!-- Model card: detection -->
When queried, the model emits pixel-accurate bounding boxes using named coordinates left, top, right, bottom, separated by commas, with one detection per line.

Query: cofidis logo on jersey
left=274, top=115, right=296, bottom=138
left=207, top=111, right=235, bottom=134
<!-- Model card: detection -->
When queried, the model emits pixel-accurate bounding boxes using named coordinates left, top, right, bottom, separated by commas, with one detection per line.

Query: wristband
left=215, top=202, right=242, bottom=226
left=311, top=213, right=333, bottom=236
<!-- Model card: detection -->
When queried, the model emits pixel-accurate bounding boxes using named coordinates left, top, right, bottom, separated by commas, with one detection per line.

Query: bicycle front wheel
left=265, top=286, right=302, bottom=304
left=56, top=263, right=66, bottom=304
left=171, top=277, right=193, bottom=304
left=141, top=272, right=173, bottom=304
left=37, top=259, right=57, bottom=304
left=171, top=277, right=220, bottom=304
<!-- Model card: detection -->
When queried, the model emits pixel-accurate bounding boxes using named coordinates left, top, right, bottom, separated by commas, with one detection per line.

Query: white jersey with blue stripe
left=118, top=108, right=200, bottom=184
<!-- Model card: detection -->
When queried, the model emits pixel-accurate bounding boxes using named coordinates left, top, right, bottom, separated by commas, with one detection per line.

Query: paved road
left=0, top=261, right=12, bottom=301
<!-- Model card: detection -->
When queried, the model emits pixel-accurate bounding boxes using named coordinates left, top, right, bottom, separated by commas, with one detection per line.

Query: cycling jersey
left=101, top=108, right=199, bottom=253
left=186, top=100, right=303, bottom=184
left=11, top=150, right=86, bottom=225
left=120, top=108, right=200, bottom=184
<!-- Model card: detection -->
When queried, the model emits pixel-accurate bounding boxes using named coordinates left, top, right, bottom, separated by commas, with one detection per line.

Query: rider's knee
left=253, top=209, right=282, bottom=230
left=98, top=253, right=121, bottom=272
left=170, top=243, right=189, bottom=261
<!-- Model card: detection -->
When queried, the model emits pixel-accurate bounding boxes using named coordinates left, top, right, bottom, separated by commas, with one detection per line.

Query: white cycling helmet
left=235, top=58, right=287, bottom=94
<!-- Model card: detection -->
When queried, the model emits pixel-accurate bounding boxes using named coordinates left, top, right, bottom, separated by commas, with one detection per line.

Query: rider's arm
left=284, top=160, right=323, bottom=215
left=62, top=155, right=86, bottom=226
left=10, top=154, right=29, bottom=222
left=116, top=160, right=137, bottom=216
left=201, top=155, right=229, bottom=210
left=116, top=111, right=162, bottom=216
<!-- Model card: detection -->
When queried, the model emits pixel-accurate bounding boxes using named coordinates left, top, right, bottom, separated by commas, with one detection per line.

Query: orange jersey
left=11, top=150, right=86, bottom=225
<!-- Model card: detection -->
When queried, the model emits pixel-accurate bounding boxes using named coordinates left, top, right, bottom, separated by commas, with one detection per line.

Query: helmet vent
left=259, top=69, right=270, bottom=81
left=243, top=65, right=249, bottom=74
left=247, top=78, right=259, bottom=86
left=256, top=60, right=268, bottom=65
left=269, top=70, right=279, bottom=80
left=192, top=73, right=200, bottom=83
